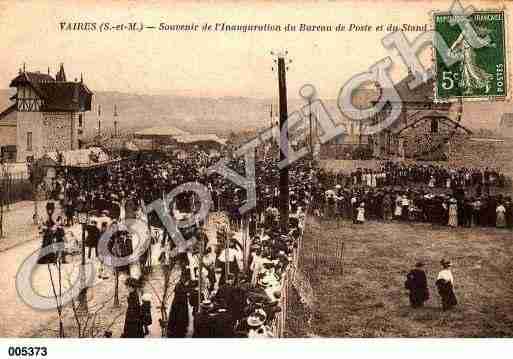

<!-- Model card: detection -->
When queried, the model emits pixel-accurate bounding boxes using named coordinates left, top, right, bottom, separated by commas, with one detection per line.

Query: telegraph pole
left=309, top=98, right=313, bottom=157
left=97, top=104, right=101, bottom=138
left=273, top=51, right=291, bottom=235
left=113, top=104, right=118, bottom=138
left=269, top=104, right=273, bottom=130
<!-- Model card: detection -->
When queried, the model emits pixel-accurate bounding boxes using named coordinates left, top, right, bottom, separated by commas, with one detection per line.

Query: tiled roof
left=9, top=71, right=92, bottom=112
left=380, top=73, right=434, bottom=103
left=10, top=72, right=55, bottom=87
left=39, top=82, right=92, bottom=111
left=0, top=104, right=16, bottom=121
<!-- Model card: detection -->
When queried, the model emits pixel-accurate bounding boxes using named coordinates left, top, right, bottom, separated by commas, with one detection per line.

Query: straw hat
left=200, top=299, right=214, bottom=311
left=247, top=315, right=264, bottom=327
left=440, top=259, right=451, bottom=268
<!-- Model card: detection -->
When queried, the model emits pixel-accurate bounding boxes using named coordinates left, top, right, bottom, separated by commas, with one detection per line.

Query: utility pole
left=113, top=104, right=118, bottom=138
left=309, top=98, right=313, bottom=157
left=0, top=174, right=4, bottom=239
left=270, top=104, right=273, bottom=130
left=273, top=51, right=291, bottom=235
left=97, top=104, right=101, bottom=138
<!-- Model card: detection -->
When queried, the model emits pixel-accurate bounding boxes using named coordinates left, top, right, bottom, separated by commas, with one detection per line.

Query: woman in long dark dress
left=405, top=262, right=429, bottom=308
left=121, top=279, right=145, bottom=338
left=167, top=276, right=190, bottom=338
left=38, top=223, right=57, bottom=264
left=38, top=202, right=57, bottom=264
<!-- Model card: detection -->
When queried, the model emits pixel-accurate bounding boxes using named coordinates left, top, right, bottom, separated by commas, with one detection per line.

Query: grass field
left=300, top=217, right=513, bottom=337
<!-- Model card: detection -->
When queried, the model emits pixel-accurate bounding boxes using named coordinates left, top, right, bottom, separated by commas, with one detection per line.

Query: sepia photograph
left=0, top=0, right=512, bottom=350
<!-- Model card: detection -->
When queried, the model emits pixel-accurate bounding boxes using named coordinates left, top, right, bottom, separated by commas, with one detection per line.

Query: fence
left=1, top=171, right=33, bottom=207
left=270, top=202, right=310, bottom=338
left=270, top=201, right=349, bottom=337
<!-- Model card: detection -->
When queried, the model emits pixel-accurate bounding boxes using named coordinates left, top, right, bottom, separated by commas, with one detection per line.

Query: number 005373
left=8, top=347, right=47, bottom=357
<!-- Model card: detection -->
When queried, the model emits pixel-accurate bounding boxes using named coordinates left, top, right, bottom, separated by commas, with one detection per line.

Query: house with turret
left=0, top=64, right=92, bottom=162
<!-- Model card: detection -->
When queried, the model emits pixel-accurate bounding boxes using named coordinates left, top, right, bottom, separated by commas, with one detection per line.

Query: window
left=78, top=114, right=83, bottom=127
left=431, top=118, right=438, bottom=133
left=26, top=132, right=32, bottom=151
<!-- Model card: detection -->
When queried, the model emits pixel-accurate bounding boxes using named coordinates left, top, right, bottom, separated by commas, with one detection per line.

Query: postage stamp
left=433, top=10, right=508, bottom=101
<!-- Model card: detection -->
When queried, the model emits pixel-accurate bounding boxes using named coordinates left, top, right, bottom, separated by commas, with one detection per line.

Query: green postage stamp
left=434, top=10, right=508, bottom=101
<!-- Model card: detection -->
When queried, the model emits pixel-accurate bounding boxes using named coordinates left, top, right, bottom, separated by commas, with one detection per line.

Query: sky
left=0, top=0, right=510, bottom=99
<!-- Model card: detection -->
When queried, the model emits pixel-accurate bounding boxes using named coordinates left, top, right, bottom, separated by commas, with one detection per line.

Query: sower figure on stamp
left=449, top=26, right=495, bottom=95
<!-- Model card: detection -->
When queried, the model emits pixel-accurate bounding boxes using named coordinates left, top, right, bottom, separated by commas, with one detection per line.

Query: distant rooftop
left=175, top=134, right=226, bottom=146
left=134, top=126, right=189, bottom=137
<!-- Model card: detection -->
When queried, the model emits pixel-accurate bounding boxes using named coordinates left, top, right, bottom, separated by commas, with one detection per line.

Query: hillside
left=0, top=89, right=510, bottom=137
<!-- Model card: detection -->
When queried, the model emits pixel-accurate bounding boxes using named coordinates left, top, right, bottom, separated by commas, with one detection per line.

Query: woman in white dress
left=356, top=203, right=365, bottom=224
left=496, top=203, right=506, bottom=228
left=448, top=198, right=458, bottom=227
left=428, top=176, right=436, bottom=188
left=436, top=259, right=457, bottom=310
left=394, top=195, right=403, bottom=219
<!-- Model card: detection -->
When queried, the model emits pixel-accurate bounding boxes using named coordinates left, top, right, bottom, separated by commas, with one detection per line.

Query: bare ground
left=300, top=216, right=513, bottom=337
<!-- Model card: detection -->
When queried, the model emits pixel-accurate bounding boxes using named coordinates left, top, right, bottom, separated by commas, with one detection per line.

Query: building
left=369, top=73, right=471, bottom=160
left=0, top=104, right=18, bottom=161
left=0, top=64, right=93, bottom=162
left=134, top=126, right=189, bottom=151
left=322, top=72, right=472, bottom=161
left=174, top=134, right=226, bottom=152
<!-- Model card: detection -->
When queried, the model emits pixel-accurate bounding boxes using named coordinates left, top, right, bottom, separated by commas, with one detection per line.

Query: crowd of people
left=315, top=161, right=512, bottom=229
left=35, top=147, right=314, bottom=338
left=319, top=162, right=507, bottom=191
left=35, top=145, right=512, bottom=336
left=316, top=185, right=513, bottom=228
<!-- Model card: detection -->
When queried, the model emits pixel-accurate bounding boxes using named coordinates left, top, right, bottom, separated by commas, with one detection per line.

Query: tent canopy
left=134, top=126, right=189, bottom=138
left=174, top=134, right=226, bottom=146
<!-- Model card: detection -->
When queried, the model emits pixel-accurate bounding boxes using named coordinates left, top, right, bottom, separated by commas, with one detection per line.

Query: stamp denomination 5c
left=434, top=10, right=507, bottom=101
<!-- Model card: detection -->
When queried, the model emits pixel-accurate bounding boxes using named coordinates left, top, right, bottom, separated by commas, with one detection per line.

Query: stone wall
left=448, top=136, right=513, bottom=188
left=320, top=137, right=513, bottom=188
left=42, top=112, right=74, bottom=153
left=16, top=111, right=79, bottom=161
left=0, top=110, right=17, bottom=147
left=16, top=111, right=44, bottom=161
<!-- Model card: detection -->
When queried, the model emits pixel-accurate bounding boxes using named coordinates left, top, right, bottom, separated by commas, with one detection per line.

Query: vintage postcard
left=0, top=0, right=512, bottom=353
